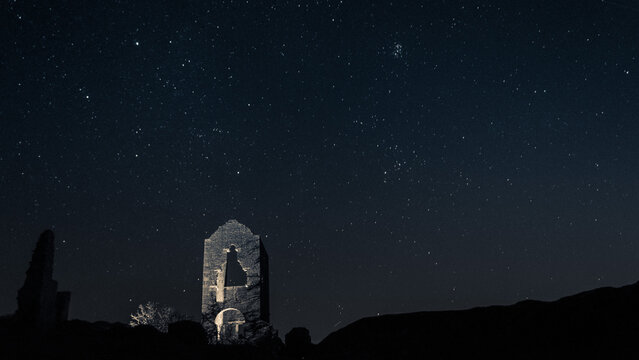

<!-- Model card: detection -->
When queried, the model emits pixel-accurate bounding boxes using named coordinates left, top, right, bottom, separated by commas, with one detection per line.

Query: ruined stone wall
left=201, top=220, right=271, bottom=342
left=259, top=241, right=270, bottom=323
left=16, top=230, right=71, bottom=331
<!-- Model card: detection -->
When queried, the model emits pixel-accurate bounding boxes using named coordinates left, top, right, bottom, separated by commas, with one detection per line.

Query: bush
left=129, top=301, right=189, bottom=333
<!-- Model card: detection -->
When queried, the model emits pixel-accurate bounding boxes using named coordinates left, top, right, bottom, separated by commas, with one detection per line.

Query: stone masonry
left=201, top=220, right=273, bottom=343
left=16, top=230, right=71, bottom=331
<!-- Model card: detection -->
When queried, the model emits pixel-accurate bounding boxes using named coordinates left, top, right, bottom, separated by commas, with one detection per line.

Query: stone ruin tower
left=16, top=230, right=71, bottom=331
left=201, top=220, right=274, bottom=343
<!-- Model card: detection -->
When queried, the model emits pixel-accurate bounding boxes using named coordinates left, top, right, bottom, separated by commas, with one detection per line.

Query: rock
left=285, top=327, right=313, bottom=358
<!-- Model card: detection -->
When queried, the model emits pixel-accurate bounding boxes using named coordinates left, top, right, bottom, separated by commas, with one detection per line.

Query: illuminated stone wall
left=201, top=220, right=271, bottom=343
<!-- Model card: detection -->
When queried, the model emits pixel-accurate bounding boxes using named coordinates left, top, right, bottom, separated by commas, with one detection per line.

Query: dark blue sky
left=2, top=0, right=638, bottom=341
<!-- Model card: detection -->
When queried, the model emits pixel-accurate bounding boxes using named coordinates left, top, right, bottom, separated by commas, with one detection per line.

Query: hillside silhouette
left=315, top=281, right=639, bottom=359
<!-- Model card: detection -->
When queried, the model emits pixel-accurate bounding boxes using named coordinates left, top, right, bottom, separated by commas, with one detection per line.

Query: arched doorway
left=214, top=308, right=246, bottom=341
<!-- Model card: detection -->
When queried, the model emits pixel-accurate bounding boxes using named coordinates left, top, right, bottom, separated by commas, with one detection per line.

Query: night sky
left=2, top=0, right=639, bottom=341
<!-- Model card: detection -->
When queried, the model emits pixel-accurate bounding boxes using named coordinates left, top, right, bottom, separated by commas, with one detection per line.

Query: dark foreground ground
left=4, top=281, right=639, bottom=359
left=0, top=318, right=287, bottom=360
